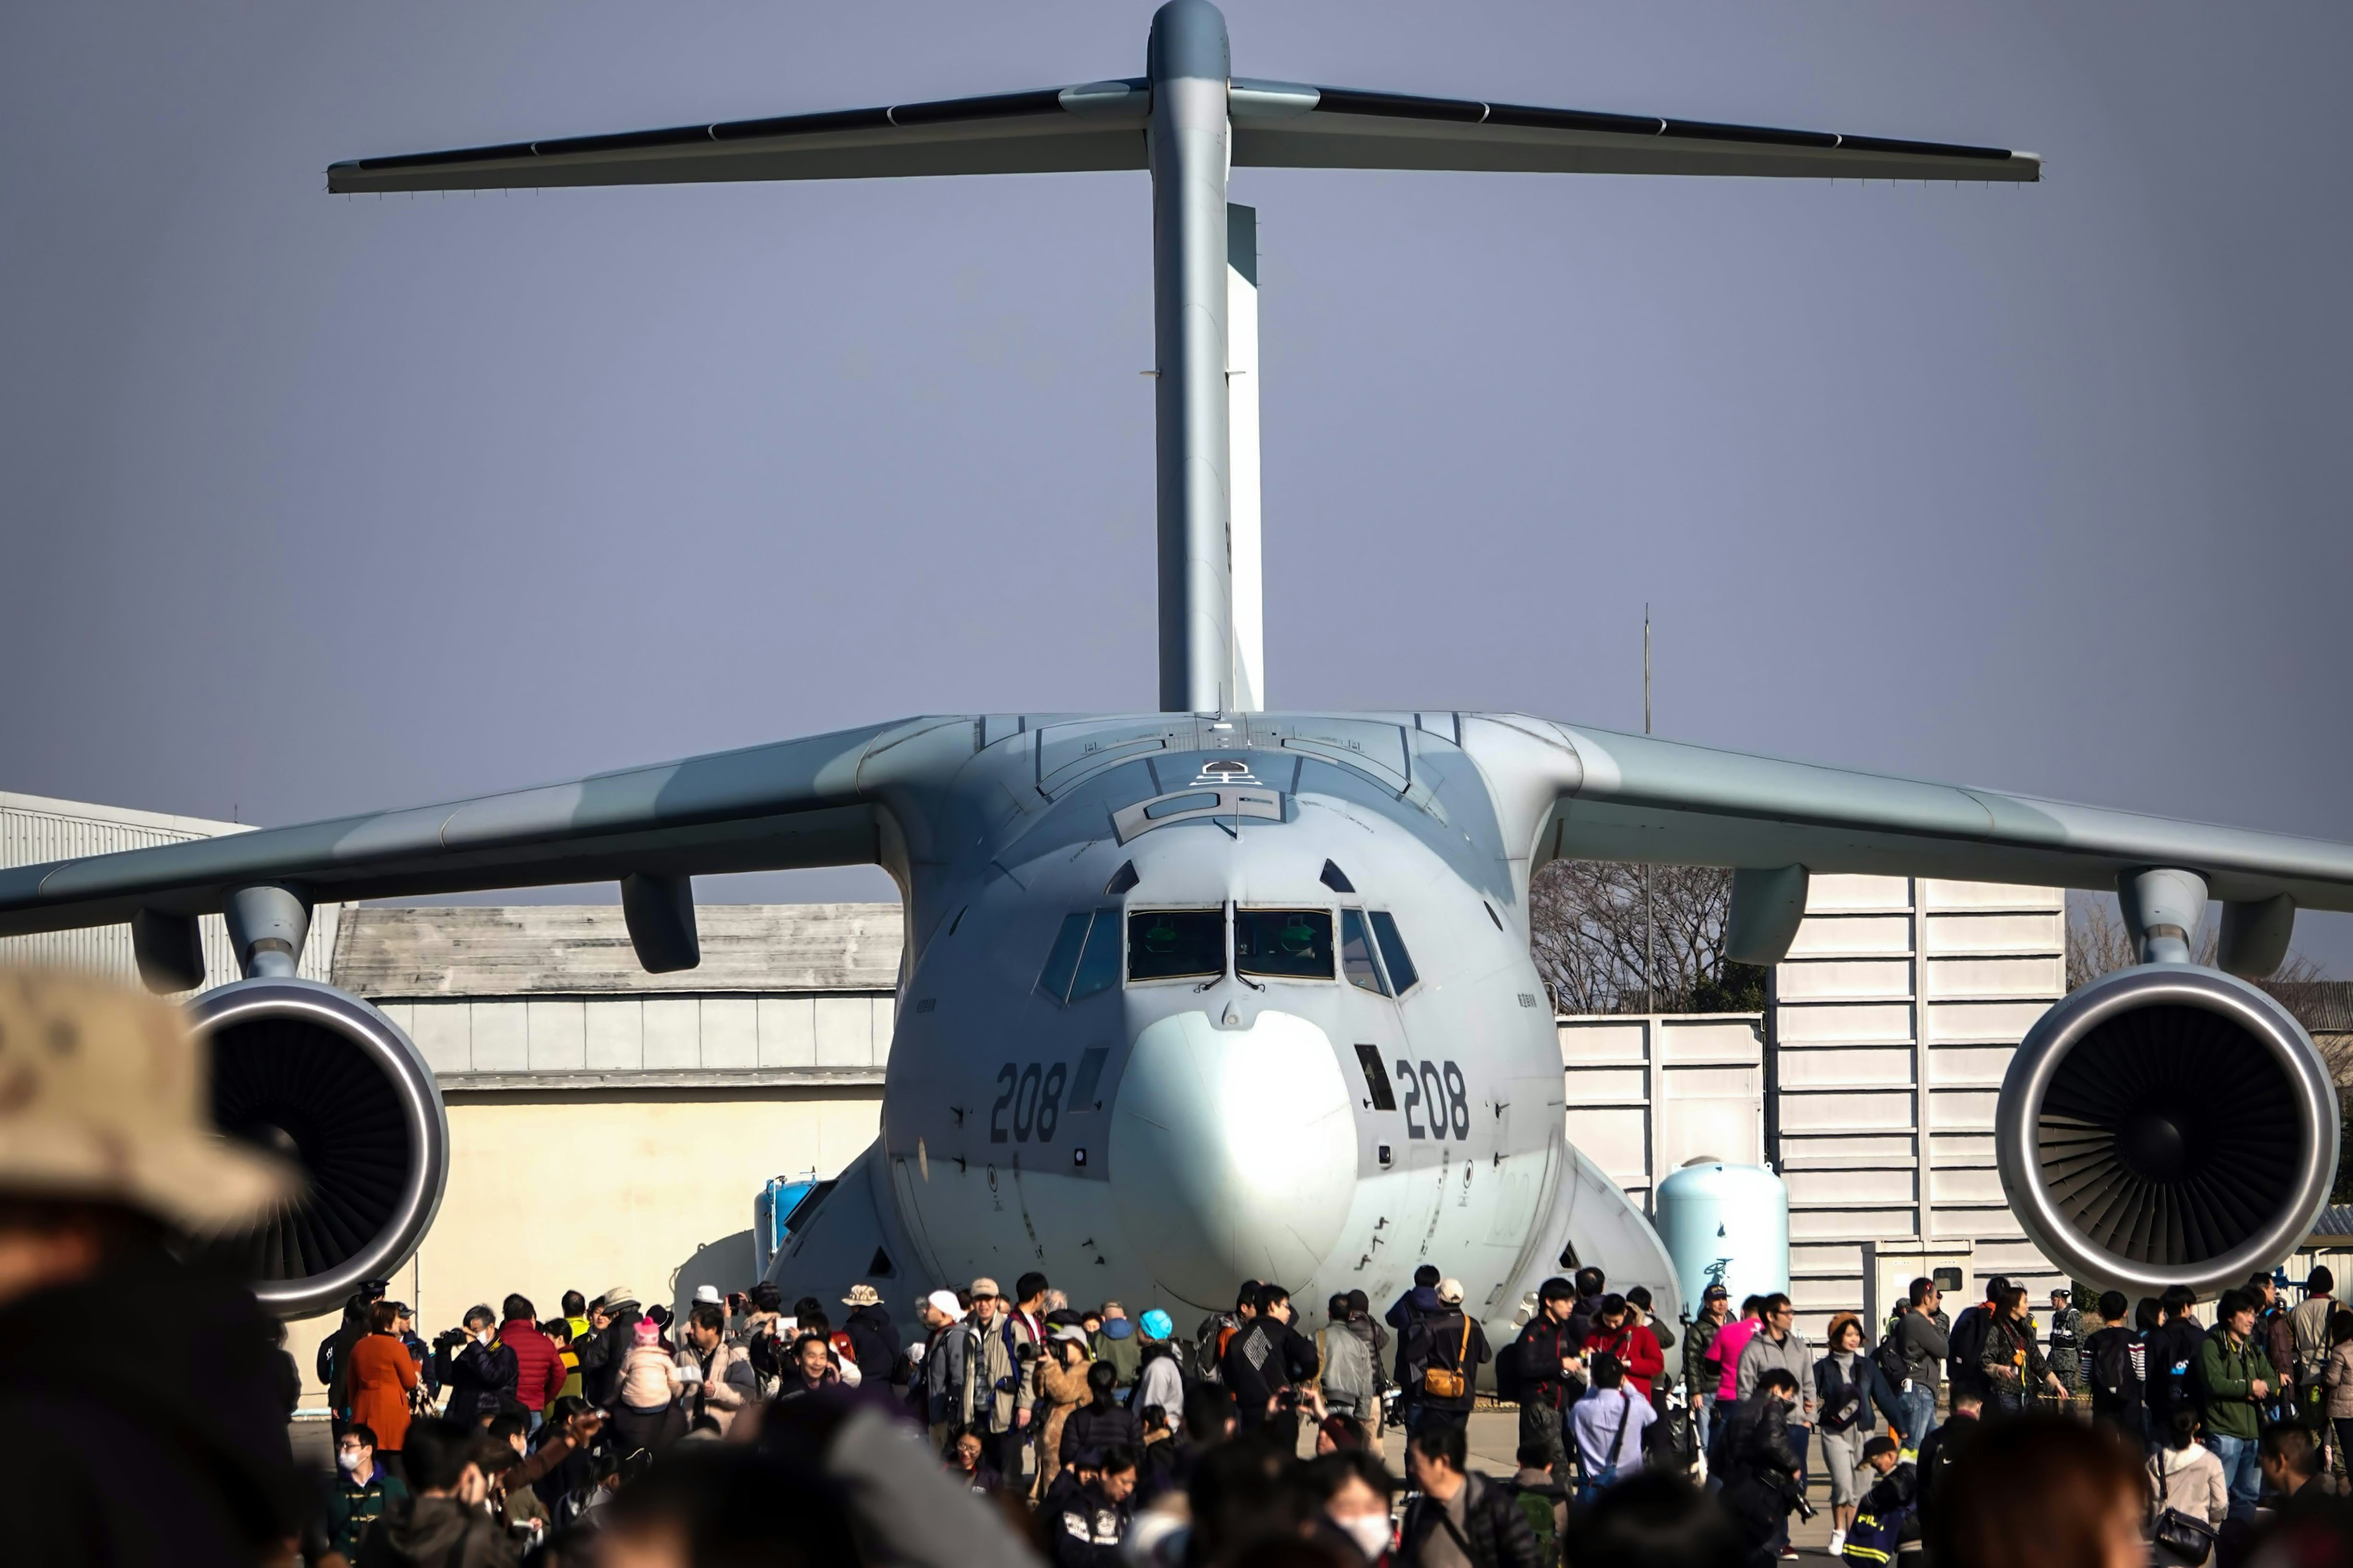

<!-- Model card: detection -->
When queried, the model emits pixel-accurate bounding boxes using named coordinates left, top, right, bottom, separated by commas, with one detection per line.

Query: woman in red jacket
left=1582, top=1295, right=1665, bottom=1400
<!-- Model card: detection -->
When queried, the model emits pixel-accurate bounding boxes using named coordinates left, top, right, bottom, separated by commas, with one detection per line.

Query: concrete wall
left=282, top=1083, right=882, bottom=1407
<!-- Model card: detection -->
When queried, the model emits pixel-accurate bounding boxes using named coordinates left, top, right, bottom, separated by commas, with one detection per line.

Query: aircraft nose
left=1109, top=1007, right=1358, bottom=1307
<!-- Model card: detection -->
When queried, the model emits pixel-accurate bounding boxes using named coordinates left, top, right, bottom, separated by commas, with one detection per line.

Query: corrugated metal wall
left=0, top=792, right=340, bottom=991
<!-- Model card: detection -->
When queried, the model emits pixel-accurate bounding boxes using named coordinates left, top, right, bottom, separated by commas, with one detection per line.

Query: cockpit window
left=1235, top=909, right=1334, bottom=980
left=1339, top=909, right=1388, bottom=994
left=1369, top=911, right=1419, bottom=994
left=1127, top=909, right=1226, bottom=982
left=1070, top=909, right=1122, bottom=1001
left=1036, top=913, right=1090, bottom=1002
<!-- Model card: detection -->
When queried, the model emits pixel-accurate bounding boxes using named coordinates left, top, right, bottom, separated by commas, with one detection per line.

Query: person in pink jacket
left=1709, top=1295, right=1765, bottom=1404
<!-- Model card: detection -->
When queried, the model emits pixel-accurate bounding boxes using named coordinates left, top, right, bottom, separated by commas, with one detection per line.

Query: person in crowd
left=1737, top=1292, right=1811, bottom=1518
left=1398, top=1422, right=1544, bottom=1568
left=1343, top=1290, right=1392, bottom=1431
left=2147, top=1286, right=2207, bottom=1434
left=1814, top=1311, right=1907, bottom=1558
left=494, top=1293, right=565, bottom=1428
left=1316, top=1290, right=1380, bottom=1436
left=2197, top=1285, right=2279, bottom=1518
left=1386, top=1265, right=1443, bottom=1431
left=324, top=1280, right=390, bottom=1426
left=1563, top=1469, right=1748, bottom=1568
left=575, top=1284, right=643, bottom=1408
left=320, top=1423, right=409, bottom=1566
left=681, top=1300, right=757, bottom=1434
left=522, top=1397, right=607, bottom=1521
left=1503, top=1441, right=1568, bottom=1562
left=349, top=1299, right=423, bottom=1478
left=1705, top=1295, right=1766, bottom=1472
left=1196, top=1278, right=1259, bottom=1393
left=1571, top=1350, right=1655, bottom=1502
left=613, top=1312, right=688, bottom=1452
left=1039, top=1322, right=1095, bottom=1494
left=435, top=1303, right=520, bottom=1426
left=1980, top=1284, right=2067, bottom=1415
left=1583, top=1292, right=1666, bottom=1401
left=2322, top=1308, right=2353, bottom=1484
left=1134, top=1308, right=1185, bottom=1431
left=1626, top=1285, right=1675, bottom=1406
left=975, top=1274, right=1037, bottom=1490
left=1683, top=1282, right=1732, bottom=1452
left=1224, top=1281, right=1317, bottom=1445
left=2254, top=1272, right=2298, bottom=1422
left=2046, top=1287, right=2083, bottom=1394
left=1317, top=1413, right=1369, bottom=1453
left=1405, top=1277, right=1489, bottom=1439
left=541, top=1317, right=582, bottom=1404
left=1915, top=1387, right=1981, bottom=1538
left=561, top=1289, right=589, bottom=1343
left=1509, top=1276, right=1586, bottom=1481
left=0, top=976, right=317, bottom=1562
left=1943, top=1276, right=2006, bottom=1407
left=781, top=1331, right=842, bottom=1401
left=1305, top=1447, right=1397, bottom=1567
left=1840, top=1434, right=1920, bottom=1567
left=356, top=1415, right=518, bottom=1568
left=1927, top=1412, right=2147, bottom=1568
left=2145, top=1408, right=2229, bottom=1550
left=1048, top=1444, right=1139, bottom=1567
left=1064, top=1360, right=1142, bottom=1468
left=2257, top=1422, right=2330, bottom=1505
left=950, top=1428, right=1004, bottom=1494
left=917, top=1288, right=978, bottom=1449
left=1715, top=1365, right=1808, bottom=1565
left=2292, top=1267, right=2337, bottom=1392
left=2083, top=1289, right=2145, bottom=1445
left=1890, top=1276, right=1947, bottom=1461
left=1093, top=1299, right=1142, bottom=1391
left=841, top=1282, right=899, bottom=1387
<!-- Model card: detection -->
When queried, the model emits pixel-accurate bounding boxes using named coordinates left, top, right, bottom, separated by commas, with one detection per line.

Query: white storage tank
left=1654, top=1158, right=1790, bottom=1314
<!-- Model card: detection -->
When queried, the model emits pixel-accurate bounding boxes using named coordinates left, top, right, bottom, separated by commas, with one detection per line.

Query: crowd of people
left=8, top=969, right=2353, bottom=1568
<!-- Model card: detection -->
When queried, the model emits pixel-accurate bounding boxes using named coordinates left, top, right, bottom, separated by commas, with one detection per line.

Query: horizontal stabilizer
left=1229, top=79, right=2039, bottom=183
left=327, top=80, right=1150, bottom=194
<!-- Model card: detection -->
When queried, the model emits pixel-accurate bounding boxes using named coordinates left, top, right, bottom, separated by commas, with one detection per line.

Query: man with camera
left=1717, top=1366, right=1812, bottom=1565
left=434, top=1306, right=518, bottom=1426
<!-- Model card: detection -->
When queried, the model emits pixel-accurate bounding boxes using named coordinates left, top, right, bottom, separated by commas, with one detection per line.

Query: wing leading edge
left=0, top=717, right=978, bottom=938
left=1480, top=716, right=2353, bottom=914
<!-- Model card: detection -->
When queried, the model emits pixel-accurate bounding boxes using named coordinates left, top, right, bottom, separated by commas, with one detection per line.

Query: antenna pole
left=1148, top=1, right=1235, bottom=713
left=1643, top=604, right=1655, bottom=1015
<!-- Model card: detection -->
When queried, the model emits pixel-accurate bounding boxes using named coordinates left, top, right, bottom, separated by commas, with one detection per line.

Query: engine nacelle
left=188, top=977, right=449, bottom=1317
left=1997, top=965, right=2339, bottom=1298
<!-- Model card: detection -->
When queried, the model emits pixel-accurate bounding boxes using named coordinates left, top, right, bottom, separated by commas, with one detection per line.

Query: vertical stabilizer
left=1227, top=203, right=1263, bottom=711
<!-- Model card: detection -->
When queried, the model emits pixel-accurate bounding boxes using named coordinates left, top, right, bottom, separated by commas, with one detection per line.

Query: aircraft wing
left=0, top=717, right=974, bottom=937
left=1228, top=80, right=2039, bottom=183
left=1475, top=714, right=2353, bottom=913
left=325, top=76, right=2033, bottom=196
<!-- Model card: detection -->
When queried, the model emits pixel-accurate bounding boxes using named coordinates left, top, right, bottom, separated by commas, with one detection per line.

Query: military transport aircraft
left=3, top=3, right=2345, bottom=1344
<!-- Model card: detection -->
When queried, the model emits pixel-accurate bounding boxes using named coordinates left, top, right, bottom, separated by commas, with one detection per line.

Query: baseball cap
left=969, top=1276, right=1001, bottom=1298
left=1437, top=1278, right=1466, bottom=1305
left=926, top=1289, right=963, bottom=1317
left=1863, top=1435, right=1900, bottom=1461
left=1703, top=1284, right=1730, bottom=1301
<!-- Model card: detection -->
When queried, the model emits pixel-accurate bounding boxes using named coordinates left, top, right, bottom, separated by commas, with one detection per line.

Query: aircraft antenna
left=1643, top=603, right=1655, bottom=1015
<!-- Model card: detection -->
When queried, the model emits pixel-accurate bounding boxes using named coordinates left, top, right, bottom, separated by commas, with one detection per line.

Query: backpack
left=1873, top=1320, right=1911, bottom=1390
left=1493, top=1333, right=1526, bottom=1404
left=1947, top=1306, right=1989, bottom=1388
left=1194, top=1315, right=1231, bottom=1386
left=1501, top=1479, right=1562, bottom=1563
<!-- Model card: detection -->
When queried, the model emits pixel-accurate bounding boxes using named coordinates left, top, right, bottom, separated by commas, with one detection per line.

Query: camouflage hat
left=843, top=1283, right=883, bottom=1308
left=0, top=969, right=295, bottom=1231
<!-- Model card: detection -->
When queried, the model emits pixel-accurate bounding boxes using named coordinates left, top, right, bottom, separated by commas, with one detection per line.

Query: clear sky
left=6, top=2, right=2347, bottom=966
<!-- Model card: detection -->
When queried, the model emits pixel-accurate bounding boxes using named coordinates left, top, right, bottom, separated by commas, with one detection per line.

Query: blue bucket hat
left=1140, top=1309, right=1174, bottom=1340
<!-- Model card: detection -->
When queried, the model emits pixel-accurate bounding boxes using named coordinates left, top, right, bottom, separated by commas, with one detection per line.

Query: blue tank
left=1653, top=1159, right=1790, bottom=1315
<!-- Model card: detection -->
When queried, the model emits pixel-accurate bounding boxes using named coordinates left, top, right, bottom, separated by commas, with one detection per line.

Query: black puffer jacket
left=576, top=1300, right=643, bottom=1407
left=844, top=1303, right=898, bottom=1387
left=1399, top=1472, right=1544, bottom=1568
left=436, top=1335, right=519, bottom=1424
left=0, top=1248, right=308, bottom=1567
left=1060, top=1400, right=1142, bottom=1465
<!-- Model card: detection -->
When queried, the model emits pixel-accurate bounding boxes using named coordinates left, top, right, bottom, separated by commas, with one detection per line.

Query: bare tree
left=1529, top=860, right=1766, bottom=1015
left=2066, top=892, right=2325, bottom=991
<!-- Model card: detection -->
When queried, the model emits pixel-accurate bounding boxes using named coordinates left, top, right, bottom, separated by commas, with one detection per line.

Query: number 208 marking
left=1396, top=1058, right=1470, bottom=1141
left=990, top=1061, right=1067, bottom=1143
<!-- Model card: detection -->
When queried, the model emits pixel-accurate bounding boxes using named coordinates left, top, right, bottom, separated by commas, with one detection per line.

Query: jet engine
left=1996, top=964, right=2339, bottom=1298
left=188, top=977, right=448, bottom=1317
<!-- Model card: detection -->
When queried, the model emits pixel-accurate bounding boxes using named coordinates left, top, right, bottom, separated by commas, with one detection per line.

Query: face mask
left=476, top=1329, right=494, bottom=1346
left=336, top=1450, right=363, bottom=1474
left=1338, top=1515, right=1392, bottom=1559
